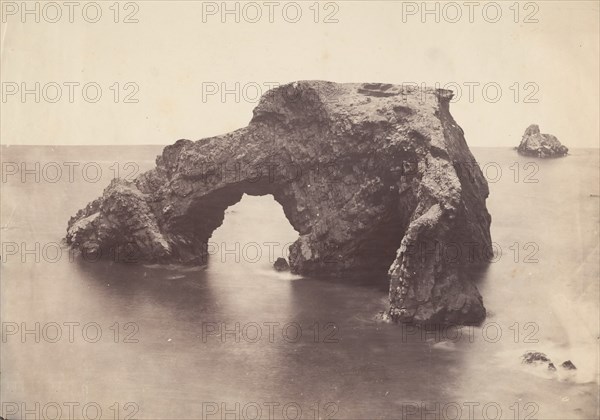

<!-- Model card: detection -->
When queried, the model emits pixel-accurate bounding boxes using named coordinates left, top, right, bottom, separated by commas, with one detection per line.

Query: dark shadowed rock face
left=274, top=257, right=290, bottom=272
left=66, top=81, right=492, bottom=326
left=517, top=124, right=568, bottom=158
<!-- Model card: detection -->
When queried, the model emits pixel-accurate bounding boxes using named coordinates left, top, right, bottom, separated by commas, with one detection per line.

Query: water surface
left=1, top=146, right=598, bottom=419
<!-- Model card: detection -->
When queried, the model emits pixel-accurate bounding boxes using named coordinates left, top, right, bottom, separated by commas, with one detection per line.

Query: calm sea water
left=1, top=146, right=598, bottom=419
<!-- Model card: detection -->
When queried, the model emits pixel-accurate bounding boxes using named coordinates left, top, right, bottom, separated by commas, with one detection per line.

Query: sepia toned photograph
left=1, top=1, right=599, bottom=419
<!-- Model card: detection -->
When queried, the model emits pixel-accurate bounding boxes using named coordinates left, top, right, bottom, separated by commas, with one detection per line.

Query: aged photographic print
left=1, top=1, right=599, bottom=419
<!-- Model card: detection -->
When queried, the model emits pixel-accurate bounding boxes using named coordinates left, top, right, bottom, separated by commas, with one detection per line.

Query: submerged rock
left=274, top=257, right=290, bottom=272
left=517, top=124, right=568, bottom=158
left=521, top=352, right=577, bottom=373
left=66, top=81, right=492, bottom=326
left=522, top=351, right=551, bottom=365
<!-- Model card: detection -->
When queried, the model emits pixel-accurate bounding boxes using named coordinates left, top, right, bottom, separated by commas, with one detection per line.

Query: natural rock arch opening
left=66, top=81, right=492, bottom=325
left=206, top=193, right=300, bottom=269
left=162, top=161, right=417, bottom=283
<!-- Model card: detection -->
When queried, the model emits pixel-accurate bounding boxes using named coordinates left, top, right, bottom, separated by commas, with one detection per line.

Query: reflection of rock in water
left=517, top=124, right=568, bottom=158
left=66, top=81, right=492, bottom=326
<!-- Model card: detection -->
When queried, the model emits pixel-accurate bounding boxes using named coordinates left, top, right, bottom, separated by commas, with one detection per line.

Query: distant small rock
left=522, top=352, right=578, bottom=374
left=274, top=257, right=290, bottom=272
left=517, top=124, right=568, bottom=158
left=522, top=351, right=551, bottom=364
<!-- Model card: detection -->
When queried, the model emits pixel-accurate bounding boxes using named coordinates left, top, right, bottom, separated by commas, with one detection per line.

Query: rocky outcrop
left=66, top=81, right=492, bottom=325
left=522, top=351, right=551, bottom=365
left=521, top=352, right=577, bottom=371
left=274, top=257, right=290, bottom=272
left=517, top=124, right=568, bottom=157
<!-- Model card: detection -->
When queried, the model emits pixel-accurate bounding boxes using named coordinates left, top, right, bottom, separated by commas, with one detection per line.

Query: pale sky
left=1, top=0, right=599, bottom=147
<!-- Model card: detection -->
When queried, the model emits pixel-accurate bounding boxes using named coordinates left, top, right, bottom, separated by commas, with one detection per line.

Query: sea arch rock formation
left=66, top=81, right=492, bottom=325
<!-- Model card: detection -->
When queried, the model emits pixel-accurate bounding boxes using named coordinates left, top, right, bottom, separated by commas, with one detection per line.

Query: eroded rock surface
left=517, top=124, right=568, bottom=157
left=66, top=81, right=492, bottom=325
